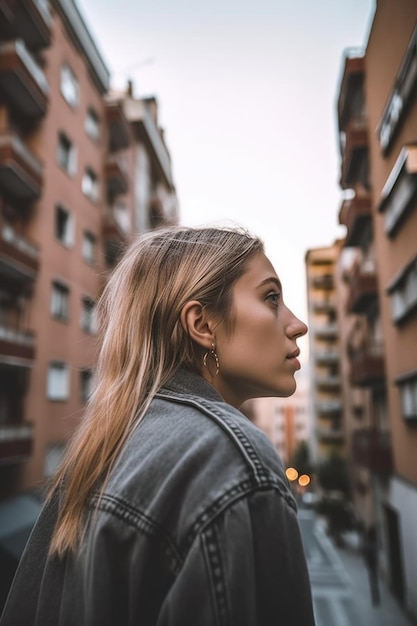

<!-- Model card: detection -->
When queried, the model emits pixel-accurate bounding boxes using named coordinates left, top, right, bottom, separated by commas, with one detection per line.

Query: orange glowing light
left=285, top=467, right=299, bottom=481
left=298, top=474, right=311, bottom=487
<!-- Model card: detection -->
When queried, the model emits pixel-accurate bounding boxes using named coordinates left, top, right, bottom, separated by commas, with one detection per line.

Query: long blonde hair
left=49, top=225, right=263, bottom=556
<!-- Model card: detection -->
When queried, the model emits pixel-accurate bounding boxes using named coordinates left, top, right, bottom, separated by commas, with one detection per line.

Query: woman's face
left=212, top=251, right=308, bottom=408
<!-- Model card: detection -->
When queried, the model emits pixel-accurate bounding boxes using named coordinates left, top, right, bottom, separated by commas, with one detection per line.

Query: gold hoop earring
left=203, top=342, right=220, bottom=376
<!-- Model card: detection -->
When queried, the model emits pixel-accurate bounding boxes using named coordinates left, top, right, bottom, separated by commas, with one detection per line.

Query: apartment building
left=0, top=0, right=178, bottom=607
left=305, top=243, right=345, bottom=465
left=306, top=0, right=417, bottom=618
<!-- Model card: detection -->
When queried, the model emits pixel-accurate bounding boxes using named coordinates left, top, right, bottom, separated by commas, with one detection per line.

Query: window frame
left=60, top=63, right=79, bottom=109
left=46, top=361, right=70, bottom=401
left=57, top=131, right=77, bottom=177
left=82, top=167, right=99, bottom=202
left=51, top=281, right=70, bottom=322
left=55, top=204, right=74, bottom=247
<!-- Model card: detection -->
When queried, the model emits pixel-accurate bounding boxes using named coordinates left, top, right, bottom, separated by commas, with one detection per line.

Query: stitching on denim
left=202, top=524, right=230, bottom=625
left=183, top=478, right=295, bottom=554
left=89, top=492, right=183, bottom=575
left=155, top=392, right=286, bottom=487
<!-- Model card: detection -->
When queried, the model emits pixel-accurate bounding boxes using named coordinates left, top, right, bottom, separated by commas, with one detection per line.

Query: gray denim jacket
left=1, top=369, right=315, bottom=625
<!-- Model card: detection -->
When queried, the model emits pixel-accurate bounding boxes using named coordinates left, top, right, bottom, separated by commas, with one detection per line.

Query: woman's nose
left=287, top=310, right=308, bottom=338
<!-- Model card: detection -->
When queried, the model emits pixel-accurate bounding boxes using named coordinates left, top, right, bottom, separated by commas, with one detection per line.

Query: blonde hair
left=48, top=225, right=263, bottom=556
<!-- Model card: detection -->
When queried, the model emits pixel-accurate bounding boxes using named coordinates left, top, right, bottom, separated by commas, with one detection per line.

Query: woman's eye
left=266, top=292, right=281, bottom=306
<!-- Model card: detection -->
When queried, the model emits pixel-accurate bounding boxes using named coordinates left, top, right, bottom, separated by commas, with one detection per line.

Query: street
left=298, top=508, right=415, bottom=626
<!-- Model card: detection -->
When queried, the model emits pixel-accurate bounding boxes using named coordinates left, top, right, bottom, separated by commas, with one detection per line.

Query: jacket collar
left=159, top=367, right=224, bottom=404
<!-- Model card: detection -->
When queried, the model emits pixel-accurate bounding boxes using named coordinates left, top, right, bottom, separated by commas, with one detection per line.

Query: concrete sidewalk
left=325, top=527, right=415, bottom=626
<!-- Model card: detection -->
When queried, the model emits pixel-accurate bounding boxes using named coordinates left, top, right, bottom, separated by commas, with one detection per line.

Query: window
left=82, top=167, right=99, bottom=202
left=396, top=372, right=417, bottom=421
left=80, top=369, right=93, bottom=402
left=51, top=282, right=69, bottom=321
left=60, top=64, right=79, bottom=108
left=378, top=147, right=417, bottom=236
left=377, top=26, right=417, bottom=153
left=57, top=132, right=77, bottom=175
left=81, top=297, right=97, bottom=334
left=55, top=205, right=74, bottom=246
left=47, top=362, right=70, bottom=401
left=388, top=256, right=417, bottom=323
left=85, top=108, right=100, bottom=142
left=82, top=231, right=96, bottom=264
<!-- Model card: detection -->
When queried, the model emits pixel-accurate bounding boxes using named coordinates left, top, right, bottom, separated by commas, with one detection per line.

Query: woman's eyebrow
left=257, top=277, right=282, bottom=291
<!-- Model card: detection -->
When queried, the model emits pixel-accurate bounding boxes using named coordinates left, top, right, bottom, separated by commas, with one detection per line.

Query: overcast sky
left=79, top=0, right=375, bottom=359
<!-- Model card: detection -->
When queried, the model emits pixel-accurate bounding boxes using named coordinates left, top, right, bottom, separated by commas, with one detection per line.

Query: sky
left=79, top=0, right=375, bottom=359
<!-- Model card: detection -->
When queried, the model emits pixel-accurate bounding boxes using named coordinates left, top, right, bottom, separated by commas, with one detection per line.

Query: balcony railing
left=339, top=192, right=372, bottom=246
left=349, top=347, right=385, bottom=387
left=312, top=297, right=337, bottom=313
left=105, top=153, right=129, bottom=196
left=341, top=117, right=369, bottom=189
left=315, top=399, right=343, bottom=415
left=103, top=207, right=129, bottom=242
left=316, top=426, right=344, bottom=443
left=337, top=52, right=365, bottom=129
left=315, top=376, right=341, bottom=391
left=0, top=325, right=36, bottom=364
left=124, top=98, right=174, bottom=189
left=315, top=349, right=339, bottom=364
left=14, top=0, right=52, bottom=49
left=0, top=39, right=49, bottom=117
left=0, top=422, right=33, bottom=463
left=0, top=221, right=40, bottom=280
left=352, top=428, right=393, bottom=473
left=105, top=101, right=131, bottom=151
left=347, top=268, right=378, bottom=314
left=0, top=132, right=43, bottom=199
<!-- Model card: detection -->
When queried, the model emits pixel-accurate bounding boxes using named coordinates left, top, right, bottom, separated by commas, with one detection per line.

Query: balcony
left=124, top=97, right=174, bottom=189
left=316, top=376, right=341, bottom=391
left=0, top=422, right=33, bottom=463
left=347, top=267, right=378, bottom=314
left=0, top=132, right=43, bottom=200
left=105, top=153, right=129, bottom=196
left=311, top=274, right=334, bottom=290
left=13, top=0, right=52, bottom=50
left=0, top=220, right=40, bottom=281
left=312, top=297, right=337, bottom=313
left=316, top=426, right=344, bottom=443
left=105, top=101, right=131, bottom=151
left=349, top=348, right=385, bottom=387
left=352, top=428, right=393, bottom=473
left=103, top=207, right=129, bottom=265
left=314, top=324, right=338, bottom=339
left=338, top=52, right=365, bottom=130
left=340, top=118, right=369, bottom=189
left=339, top=192, right=372, bottom=246
left=0, top=39, right=49, bottom=118
left=315, top=398, right=343, bottom=415
left=315, top=349, right=339, bottom=364
left=0, top=326, right=36, bottom=365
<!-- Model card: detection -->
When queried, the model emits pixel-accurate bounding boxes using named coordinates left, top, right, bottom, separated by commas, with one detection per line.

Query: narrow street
left=298, top=508, right=415, bottom=626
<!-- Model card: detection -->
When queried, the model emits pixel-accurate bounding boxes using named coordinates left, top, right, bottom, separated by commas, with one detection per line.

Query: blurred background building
left=1, top=0, right=417, bottom=623
left=305, top=0, right=417, bottom=619
left=0, top=0, right=178, bottom=606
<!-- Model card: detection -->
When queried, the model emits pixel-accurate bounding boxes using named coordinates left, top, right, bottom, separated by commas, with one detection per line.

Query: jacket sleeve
left=157, top=488, right=316, bottom=626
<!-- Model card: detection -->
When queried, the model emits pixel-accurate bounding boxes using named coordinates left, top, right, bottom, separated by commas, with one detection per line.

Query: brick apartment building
left=0, top=0, right=178, bottom=605
left=306, top=0, right=417, bottom=619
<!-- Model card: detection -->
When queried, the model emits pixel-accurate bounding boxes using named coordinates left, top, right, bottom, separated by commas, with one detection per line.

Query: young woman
left=1, top=226, right=315, bottom=625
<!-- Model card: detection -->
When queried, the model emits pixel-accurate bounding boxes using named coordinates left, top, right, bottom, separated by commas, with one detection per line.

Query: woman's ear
left=180, top=300, right=214, bottom=349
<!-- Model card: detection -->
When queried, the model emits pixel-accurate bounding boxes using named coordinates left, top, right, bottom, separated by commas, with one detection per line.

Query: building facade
left=306, top=0, right=417, bottom=619
left=305, top=243, right=345, bottom=465
left=0, top=0, right=178, bottom=607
